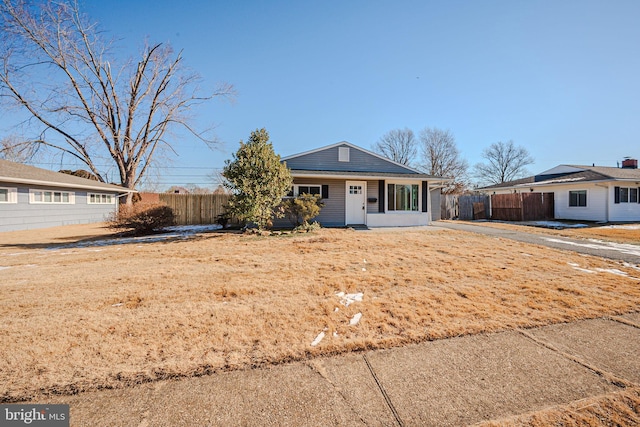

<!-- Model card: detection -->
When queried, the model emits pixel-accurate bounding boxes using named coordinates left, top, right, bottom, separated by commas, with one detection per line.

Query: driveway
left=433, top=221, right=640, bottom=264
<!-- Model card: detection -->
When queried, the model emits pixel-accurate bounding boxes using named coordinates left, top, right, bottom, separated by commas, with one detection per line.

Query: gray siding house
left=281, top=142, right=448, bottom=227
left=0, top=159, right=134, bottom=232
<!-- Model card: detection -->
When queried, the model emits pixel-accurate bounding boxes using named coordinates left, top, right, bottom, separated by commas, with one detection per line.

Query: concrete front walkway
left=41, top=315, right=640, bottom=426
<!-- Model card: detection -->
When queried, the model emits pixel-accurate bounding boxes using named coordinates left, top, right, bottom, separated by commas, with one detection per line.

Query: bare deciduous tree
left=0, top=0, right=233, bottom=202
left=0, top=135, right=38, bottom=162
left=419, top=127, right=468, bottom=193
left=372, top=128, right=417, bottom=165
left=474, top=140, right=534, bottom=185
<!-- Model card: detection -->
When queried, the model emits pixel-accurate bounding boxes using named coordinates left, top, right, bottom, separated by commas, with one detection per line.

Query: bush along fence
left=139, top=193, right=232, bottom=226
left=440, top=192, right=554, bottom=221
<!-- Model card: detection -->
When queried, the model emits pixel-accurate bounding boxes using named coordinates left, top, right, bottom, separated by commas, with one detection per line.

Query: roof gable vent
left=338, top=147, right=350, bottom=162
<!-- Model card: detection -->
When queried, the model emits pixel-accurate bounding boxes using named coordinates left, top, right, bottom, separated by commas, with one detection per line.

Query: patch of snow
left=333, top=331, right=339, bottom=338
left=594, top=268, right=640, bottom=280
left=336, top=292, right=364, bottom=306
left=533, top=221, right=589, bottom=229
left=362, top=267, right=367, bottom=271
left=349, top=313, right=362, bottom=326
left=0, top=266, right=11, bottom=271
left=111, top=303, right=123, bottom=307
left=544, top=238, right=640, bottom=257
left=49, top=224, right=223, bottom=250
left=310, top=331, right=325, bottom=346
left=623, top=262, right=640, bottom=271
left=601, top=224, right=640, bottom=230
left=520, top=253, right=532, bottom=257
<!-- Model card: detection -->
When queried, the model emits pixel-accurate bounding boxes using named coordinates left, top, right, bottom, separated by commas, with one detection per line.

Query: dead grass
left=1, top=224, right=639, bottom=403
left=451, top=220, right=640, bottom=245
left=478, top=387, right=640, bottom=426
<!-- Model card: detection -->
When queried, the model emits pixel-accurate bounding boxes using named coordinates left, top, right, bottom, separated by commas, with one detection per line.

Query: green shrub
left=109, top=202, right=176, bottom=235
left=282, top=193, right=324, bottom=227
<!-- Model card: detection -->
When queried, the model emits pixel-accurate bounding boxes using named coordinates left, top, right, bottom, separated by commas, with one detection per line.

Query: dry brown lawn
left=1, top=223, right=639, bottom=407
left=451, top=220, right=640, bottom=245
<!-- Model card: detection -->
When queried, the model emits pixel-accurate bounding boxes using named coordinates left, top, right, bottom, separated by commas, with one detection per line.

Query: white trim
left=29, top=189, right=75, bottom=204
left=345, top=181, right=367, bottom=225
left=0, top=187, right=17, bottom=203
left=0, top=175, right=134, bottom=193
left=88, top=193, right=116, bottom=204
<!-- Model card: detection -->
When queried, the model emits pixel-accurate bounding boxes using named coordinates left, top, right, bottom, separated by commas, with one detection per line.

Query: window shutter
left=614, top=186, right=620, bottom=204
left=378, top=180, right=385, bottom=213
left=321, top=185, right=329, bottom=199
left=422, top=181, right=428, bottom=212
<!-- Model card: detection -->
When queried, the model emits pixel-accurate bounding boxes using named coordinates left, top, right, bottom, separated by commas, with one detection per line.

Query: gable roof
left=481, top=164, right=640, bottom=191
left=282, top=141, right=445, bottom=179
left=0, top=159, right=134, bottom=192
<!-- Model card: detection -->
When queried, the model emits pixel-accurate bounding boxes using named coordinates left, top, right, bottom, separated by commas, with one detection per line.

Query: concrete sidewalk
left=42, top=314, right=640, bottom=426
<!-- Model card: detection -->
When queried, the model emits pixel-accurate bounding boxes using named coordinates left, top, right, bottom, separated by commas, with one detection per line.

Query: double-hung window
left=387, top=184, right=419, bottom=211
left=568, top=190, right=587, bottom=207
left=0, top=187, right=17, bottom=203
left=615, top=186, right=639, bottom=204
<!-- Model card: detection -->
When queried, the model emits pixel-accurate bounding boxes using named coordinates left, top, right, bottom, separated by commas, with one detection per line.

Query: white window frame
left=88, top=193, right=116, bottom=204
left=29, top=189, right=75, bottom=204
left=387, top=183, right=420, bottom=212
left=286, top=184, right=322, bottom=198
left=0, top=187, right=18, bottom=204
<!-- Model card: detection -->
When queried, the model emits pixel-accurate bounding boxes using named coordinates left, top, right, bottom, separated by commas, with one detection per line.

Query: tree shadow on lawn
left=0, top=226, right=234, bottom=251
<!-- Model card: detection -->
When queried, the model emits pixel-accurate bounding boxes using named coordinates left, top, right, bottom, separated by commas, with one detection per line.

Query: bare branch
left=473, top=140, right=534, bottom=185
left=0, top=0, right=234, bottom=200
left=372, top=128, right=417, bottom=166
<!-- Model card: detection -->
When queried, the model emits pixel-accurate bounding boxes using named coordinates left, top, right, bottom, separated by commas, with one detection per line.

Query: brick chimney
left=621, top=158, right=638, bottom=169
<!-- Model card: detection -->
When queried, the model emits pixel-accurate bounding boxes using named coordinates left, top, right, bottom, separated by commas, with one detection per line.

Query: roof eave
left=0, top=176, right=136, bottom=193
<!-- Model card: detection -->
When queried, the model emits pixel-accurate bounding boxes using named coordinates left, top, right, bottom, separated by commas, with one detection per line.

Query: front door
left=345, top=181, right=366, bottom=225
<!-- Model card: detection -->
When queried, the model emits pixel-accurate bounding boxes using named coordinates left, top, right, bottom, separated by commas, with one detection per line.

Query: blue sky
left=4, top=0, right=640, bottom=189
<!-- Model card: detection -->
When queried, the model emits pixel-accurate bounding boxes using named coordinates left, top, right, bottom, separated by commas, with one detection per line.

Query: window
left=30, top=189, right=74, bottom=204
left=88, top=193, right=115, bottom=204
left=387, top=184, right=419, bottom=211
left=349, top=185, right=362, bottom=195
left=615, top=186, right=639, bottom=204
left=287, top=185, right=322, bottom=197
left=0, top=187, right=17, bottom=203
left=569, top=190, right=587, bottom=207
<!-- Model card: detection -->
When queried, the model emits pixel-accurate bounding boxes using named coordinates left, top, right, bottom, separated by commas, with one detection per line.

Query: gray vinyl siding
left=273, top=178, right=346, bottom=228
left=366, top=180, right=379, bottom=214
left=430, top=189, right=441, bottom=220
left=0, top=183, right=119, bottom=232
left=285, top=144, right=417, bottom=174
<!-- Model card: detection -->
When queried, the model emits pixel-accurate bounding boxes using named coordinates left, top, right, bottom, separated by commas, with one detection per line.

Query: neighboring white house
left=280, top=142, right=449, bottom=227
left=480, top=159, right=640, bottom=222
left=0, top=159, right=135, bottom=232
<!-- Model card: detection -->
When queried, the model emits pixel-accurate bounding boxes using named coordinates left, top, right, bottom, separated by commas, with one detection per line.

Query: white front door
left=345, top=181, right=366, bottom=225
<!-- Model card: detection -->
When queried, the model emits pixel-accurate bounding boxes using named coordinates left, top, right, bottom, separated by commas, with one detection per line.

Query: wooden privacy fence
left=491, top=192, right=554, bottom=221
left=440, top=194, right=491, bottom=220
left=159, top=193, right=231, bottom=225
